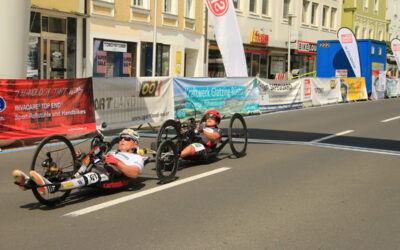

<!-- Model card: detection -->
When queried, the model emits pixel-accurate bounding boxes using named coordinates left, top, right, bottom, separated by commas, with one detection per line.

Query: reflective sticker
left=85, top=172, right=100, bottom=185
left=62, top=181, right=74, bottom=189
left=192, top=143, right=205, bottom=152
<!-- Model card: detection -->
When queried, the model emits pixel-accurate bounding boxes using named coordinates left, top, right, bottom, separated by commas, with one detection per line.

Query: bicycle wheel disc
left=228, top=113, right=248, bottom=158
left=156, top=140, right=178, bottom=183
left=30, top=135, right=77, bottom=206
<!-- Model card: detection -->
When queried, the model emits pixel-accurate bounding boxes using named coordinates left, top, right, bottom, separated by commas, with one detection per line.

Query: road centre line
left=63, top=167, right=231, bottom=217
left=310, top=130, right=354, bottom=143
left=381, top=116, right=400, bottom=123
left=248, top=138, right=400, bottom=156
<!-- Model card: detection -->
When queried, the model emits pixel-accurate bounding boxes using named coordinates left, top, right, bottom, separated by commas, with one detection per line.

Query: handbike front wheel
left=156, top=119, right=180, bottom=149
left=30, top=135, right=77, bottom=206
left=156, top=140, right=179, bottom=183
left=228, top=113, right=248, bottom=158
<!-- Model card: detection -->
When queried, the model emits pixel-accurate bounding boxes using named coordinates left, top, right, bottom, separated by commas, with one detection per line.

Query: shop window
left=29, top=12, right=41, bottom=33
left=208, top=49, right=225, bottom=77
left=67, top=18, right=76, bottom=79
left=141, top=42, right=153, bottom=76
left=42, top=16, right=66, bottom=34
left=260, top=54, right=267, bottom=78
left=27, top=36, right=40, bottom=79
left=156, top=44, right=170, bottom=76
left=94, top=39, right=137, bottom=77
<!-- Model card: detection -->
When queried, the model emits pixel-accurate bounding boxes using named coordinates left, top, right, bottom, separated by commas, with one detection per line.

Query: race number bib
left=192, top=143, right=205, bottom=152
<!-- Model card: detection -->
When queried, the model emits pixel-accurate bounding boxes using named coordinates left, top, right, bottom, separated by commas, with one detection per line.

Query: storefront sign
left=103, top=41, right=127, bottom=52
left=297, top=41, right=317, bottom=54
left=123, top=53, right=132, bottom=75
left=250, top=30, right=269, bottom=45
left=0, top=78, right=96, bottom=140
left=97, top=51, right=107, bottom=74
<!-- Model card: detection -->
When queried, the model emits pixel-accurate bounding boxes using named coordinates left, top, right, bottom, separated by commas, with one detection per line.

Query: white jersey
left=108, top=151, right=144, bottom=172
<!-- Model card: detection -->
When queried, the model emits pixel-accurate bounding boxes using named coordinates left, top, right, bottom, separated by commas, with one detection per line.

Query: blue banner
left=173, top=77, right=259, bottom=119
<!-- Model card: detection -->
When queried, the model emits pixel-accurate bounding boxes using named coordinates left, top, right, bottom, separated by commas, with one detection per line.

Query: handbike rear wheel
left=156, top=140, right=179, bottom=183
left=228, top=113, right=248, bottom=158
left=30, top=135, right=77, bottom=206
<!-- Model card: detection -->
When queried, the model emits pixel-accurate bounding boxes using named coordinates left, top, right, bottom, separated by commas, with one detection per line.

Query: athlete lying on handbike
left=12, top=128, right=144, bottom=195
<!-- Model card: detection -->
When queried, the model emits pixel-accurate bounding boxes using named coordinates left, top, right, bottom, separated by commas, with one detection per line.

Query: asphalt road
left=2, top=99, right=400, bottom=249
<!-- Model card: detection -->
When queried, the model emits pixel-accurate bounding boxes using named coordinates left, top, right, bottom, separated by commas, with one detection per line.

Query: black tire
left=30, top=135, right=77, bottom=206
left=109, top=137, right=120, bottom=152
left=156, top=140, right=179, bottom=183
left=90, top=135, right=102, bottom=150
left=228, top=113, right=248, bottom=158
left=156, top=119, right=181, bottom=148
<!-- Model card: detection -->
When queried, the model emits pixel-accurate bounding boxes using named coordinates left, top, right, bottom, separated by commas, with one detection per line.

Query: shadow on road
left=246, top=128, right=400, bottom=152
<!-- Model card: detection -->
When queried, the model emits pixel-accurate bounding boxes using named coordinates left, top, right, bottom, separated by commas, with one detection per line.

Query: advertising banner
left=391, top=38, right=400, bottom=71
left=337, top=28, right=362, bottom=77
left=173, top=77, right=259, bottom=118
left=0, top=78, right=96, bottom=140
left=340, top=77, right=368, bottom=101
left=204, top=0, right=248, bottom=77
left=92, top=77, right=174, bottom=130
left=370, top=64, right=386, bottom=100
left=386, top=79, right=400, bottom=97
left=310, top=78, right=342, bottom=105
left=303, top=78, right=312, bottom=102
left=258, top=78, right=303, bottom=111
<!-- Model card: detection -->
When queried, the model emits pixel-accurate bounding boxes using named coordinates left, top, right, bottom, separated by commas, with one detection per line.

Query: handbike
left=26, top=127, right=178, bottom=206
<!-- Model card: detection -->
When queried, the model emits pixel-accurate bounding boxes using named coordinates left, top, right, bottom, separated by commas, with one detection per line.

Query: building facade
left=342, top=0, right=388, bottom=40
left=88, top=0, right=205, bottom=78
left=28, top=0, right=86, bottom=79
left=207, top=0, right=342, bottom=79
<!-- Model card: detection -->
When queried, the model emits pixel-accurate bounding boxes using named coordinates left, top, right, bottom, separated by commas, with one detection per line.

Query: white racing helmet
left=119, top=128, right=140, bottom=143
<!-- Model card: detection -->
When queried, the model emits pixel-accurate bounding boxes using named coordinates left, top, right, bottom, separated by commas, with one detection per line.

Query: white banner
left=392, top=38, right=400, bottom=71
left=386, top=79, right=400, bottom=97
left=371, top=71, right=386, bottom=100
left=92, top=77, right=174, bottom=130
left=205, top=0, right=248, bottom=77
left=310, top=78, right=342, bottom=105
left=258, top=79, right=303, bottom=111
left=337, top=28, right=361, bottom=77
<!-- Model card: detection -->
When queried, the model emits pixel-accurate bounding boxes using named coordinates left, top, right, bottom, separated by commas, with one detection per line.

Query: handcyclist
left=180, top=109, right=222, bottom=161
left=12, top=128, right=144, bottom=195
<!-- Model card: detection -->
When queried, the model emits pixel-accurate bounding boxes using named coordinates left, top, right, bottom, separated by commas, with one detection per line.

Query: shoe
left=29, top=171, right=52, bottom=196
left=12, top=169, right=30, bottom=191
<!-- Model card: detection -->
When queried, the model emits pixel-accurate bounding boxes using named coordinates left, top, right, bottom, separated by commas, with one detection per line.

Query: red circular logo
left=206, top=0, right=229, bottom=17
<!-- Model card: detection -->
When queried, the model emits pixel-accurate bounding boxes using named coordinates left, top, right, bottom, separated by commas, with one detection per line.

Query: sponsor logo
left=140, top=81, right=159, bottom=97
left=0, top=96, right=6, bottom=113
left=297, top=41, right=317, bottom=54
left=340, top=34, right=353, bottom=44
left=250, top=31, right=269, bottom=45
left=304, top=79, right=311, bottom=96
left=205, top=0, right=229, bottom=17
left=330, top=80, right=337, bottom=89
left=62, top=181, right=74, bottom=189
left=320, top=42, right=330, bottom=48
left=393, top=44, right=400, bottom=52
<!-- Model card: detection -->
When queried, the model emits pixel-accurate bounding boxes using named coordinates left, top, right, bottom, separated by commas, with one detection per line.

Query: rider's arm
left=202, top=128, right=221, bottom=141
left=114, top=161, right=141, bottom=179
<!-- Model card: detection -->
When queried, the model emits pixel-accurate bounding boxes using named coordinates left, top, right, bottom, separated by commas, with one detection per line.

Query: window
left=302, top=1, right=309, bottom=23
left=233, top=0, right=240, bottom=9
left=322, top=6, right=329, bottom=27
left=369, top=29, right=374, bottom=39
left=330, top=8, right=337, bottom=29
left=374, top=0, right=379, bottom=12
left=156, top=44, right=170, bottom=76
left=311, top=3, right=318, bottom=25
left=185, top=0, right=195, bottom=18
left=164, top=0, right=177, bottom=14
left=364, top=0, right=369, bottom=10
left=140, top=42, right=153, bottom=76
left=42, top=16, right=66, bottom=34
left=283, top=0, right=291, bottom=18
left=249, top=0, right=257, bottom=13
left=262, top=0, right=269, bottom=15
left=133, top=0, right=143, bottom=7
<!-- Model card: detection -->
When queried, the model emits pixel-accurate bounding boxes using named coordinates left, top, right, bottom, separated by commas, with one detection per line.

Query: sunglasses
left=205, top=113, right=217, bottom=119
left=119, top=137, right=135, bottom=142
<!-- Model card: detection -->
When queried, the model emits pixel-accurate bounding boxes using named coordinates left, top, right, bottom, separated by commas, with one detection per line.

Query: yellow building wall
left=115, top=0, right=131, bottom=22
left=31, top=0, right=80, bottom=12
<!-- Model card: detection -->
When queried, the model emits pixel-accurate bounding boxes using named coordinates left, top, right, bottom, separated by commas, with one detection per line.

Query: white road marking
left=310, top=130, right=354, bottom=143
left=248, top=138, right=400, bottom=156
left=63, top=167, right=231, bottom=217
left=381, top=116, right=400, bottom=123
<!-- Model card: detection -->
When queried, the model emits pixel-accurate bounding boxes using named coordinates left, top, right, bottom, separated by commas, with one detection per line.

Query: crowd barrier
left=0, top=76, right=399, bottom=144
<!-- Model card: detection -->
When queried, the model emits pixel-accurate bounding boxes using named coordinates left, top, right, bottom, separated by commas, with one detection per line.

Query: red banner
left=0, top=78, right=96, bottom=140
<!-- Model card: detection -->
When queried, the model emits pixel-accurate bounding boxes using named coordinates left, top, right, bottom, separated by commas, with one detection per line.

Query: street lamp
left=287, top=14, right=295, bottom=79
